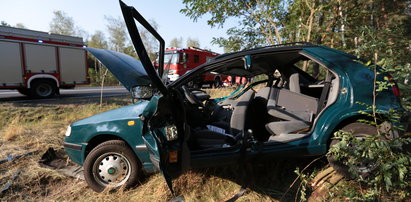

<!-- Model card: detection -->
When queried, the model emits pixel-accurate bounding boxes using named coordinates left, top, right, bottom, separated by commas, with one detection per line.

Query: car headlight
left=65, top=125, right=72, bottom=137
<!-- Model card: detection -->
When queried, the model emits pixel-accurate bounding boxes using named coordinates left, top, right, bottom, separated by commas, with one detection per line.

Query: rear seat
left=265, top=88, right=318, bottom=141
left=255, top=86, right=271, bottom=100
left=267, top=88, right=318, bottom=122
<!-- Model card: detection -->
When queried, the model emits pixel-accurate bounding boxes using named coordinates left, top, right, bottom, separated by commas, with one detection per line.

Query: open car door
left=119, top=0, right=167, bottom=95
left=119, top=0, right=190, bottom=193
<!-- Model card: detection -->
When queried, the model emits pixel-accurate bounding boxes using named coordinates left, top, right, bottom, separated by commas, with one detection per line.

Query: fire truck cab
left=159, top=47, right=226, bottom=87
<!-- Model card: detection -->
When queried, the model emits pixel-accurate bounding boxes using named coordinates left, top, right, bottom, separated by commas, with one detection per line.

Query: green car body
left=64, top=45, right=407, bottom=174
left=64, top=100, right=155, bottom=172
left=63, top=1, right=409, bottom=192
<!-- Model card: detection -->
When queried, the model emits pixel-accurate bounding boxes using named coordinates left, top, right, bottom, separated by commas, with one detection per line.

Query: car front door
left=119, top=1, right=189, bottom=192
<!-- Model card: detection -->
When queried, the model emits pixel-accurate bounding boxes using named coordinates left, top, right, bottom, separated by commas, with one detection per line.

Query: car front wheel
left=84, top=140, right=141, bottom=192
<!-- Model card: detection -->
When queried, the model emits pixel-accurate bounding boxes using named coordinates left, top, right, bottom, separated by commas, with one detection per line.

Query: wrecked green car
left=63, top=1, right=410, bottom=192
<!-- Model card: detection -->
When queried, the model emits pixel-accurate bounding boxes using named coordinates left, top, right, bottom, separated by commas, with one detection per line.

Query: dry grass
left=203, top=84, right=266, bottom=99
left=2, top=116, right=25, bottom=141
left=203, top=87, right=236, bottom=98
left=0, top=94, right=319, bottom=201
left=0, top=98, right=131, bottom=201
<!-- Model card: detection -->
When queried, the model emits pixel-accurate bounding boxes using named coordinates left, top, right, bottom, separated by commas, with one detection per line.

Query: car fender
left=65, top=101, right=157, bottom=171
left=310, top=100, right=381, bottom=149
left=83, top=131, right=156, bottom=173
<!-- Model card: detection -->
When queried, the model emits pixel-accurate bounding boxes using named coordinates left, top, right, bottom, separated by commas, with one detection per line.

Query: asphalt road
left=0, top=86, right=129, bottom=103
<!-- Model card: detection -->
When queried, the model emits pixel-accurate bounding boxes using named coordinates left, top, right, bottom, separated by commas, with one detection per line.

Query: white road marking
left=0, top=87, right=127, bottom=95
left=6, top=94, right=128, bottom=103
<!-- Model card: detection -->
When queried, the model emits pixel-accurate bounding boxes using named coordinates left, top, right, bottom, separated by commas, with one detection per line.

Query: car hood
left=72, top=101, right=149, bottom=127
left=86, top=47, right=151, bottom=91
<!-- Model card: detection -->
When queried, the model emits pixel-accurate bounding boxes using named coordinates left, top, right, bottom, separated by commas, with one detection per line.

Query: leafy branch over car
left=326, top=59, right=411, bottom=200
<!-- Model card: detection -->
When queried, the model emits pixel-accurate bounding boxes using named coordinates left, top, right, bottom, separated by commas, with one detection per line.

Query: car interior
left=178, top=50, right=339, bottom=151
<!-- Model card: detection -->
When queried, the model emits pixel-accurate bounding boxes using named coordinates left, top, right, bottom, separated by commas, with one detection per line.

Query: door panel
left=24, top=44, right=57, bottom=73
left=0, top=41, right=23, bottom=85
left=140, top=94, right=189, bottom=193
left=59, top=47, right=87, bottom=84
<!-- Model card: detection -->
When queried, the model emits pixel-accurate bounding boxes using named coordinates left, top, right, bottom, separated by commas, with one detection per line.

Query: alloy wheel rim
left=350, top=134, right=377, bottom=175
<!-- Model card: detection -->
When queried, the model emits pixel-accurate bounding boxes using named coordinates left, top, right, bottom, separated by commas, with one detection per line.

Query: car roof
left=213, top=42, right=317, bottom=60
left=211, top=42, right=357, bottom=64
left=170, top=42, right=358, bottom=87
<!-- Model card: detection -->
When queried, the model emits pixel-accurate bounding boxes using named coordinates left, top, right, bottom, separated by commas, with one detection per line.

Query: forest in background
left=2, top=0, right=409, bottom=107
left=182, top=0, right=410, bottom=109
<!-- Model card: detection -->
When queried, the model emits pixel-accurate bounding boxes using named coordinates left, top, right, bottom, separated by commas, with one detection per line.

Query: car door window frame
left=120, top=1, right=168, bottom=95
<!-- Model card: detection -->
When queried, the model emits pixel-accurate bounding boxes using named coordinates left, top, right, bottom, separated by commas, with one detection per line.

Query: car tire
left=84, top=140, right=141, bottom=192
left=30, top=80, right=56, bottom=98
left=327, top=122, right=378, bottom=179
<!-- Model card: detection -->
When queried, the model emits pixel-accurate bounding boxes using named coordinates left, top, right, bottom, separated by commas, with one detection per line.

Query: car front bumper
left=64, top=142, right=86, bottom=165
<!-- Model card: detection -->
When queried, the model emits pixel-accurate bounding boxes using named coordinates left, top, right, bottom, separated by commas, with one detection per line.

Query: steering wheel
left=181, top=85, right=205, bottom=108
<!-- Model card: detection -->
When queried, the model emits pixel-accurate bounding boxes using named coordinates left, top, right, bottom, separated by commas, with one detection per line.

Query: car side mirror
left=243, top=55, right=252, bottom=70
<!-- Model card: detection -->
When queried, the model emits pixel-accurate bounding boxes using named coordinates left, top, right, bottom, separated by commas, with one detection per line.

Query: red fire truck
left=0, top=25, right=88, bottom=98
left=158, top=47, right=228, bottom=87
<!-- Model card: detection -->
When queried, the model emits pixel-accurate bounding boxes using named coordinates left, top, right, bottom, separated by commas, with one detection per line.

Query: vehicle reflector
left=169, top=151, right=178, bottom=163
left=392, top=85, right=401, bottom=97
left=387, top=75, right=401, bottom=97
left=127, top=121, right=135, bottom=126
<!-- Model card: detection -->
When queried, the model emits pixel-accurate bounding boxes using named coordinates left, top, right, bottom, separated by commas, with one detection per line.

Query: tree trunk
left=308, top=166, right=344, bottom=201
left=338, top=1, right=346, bottom=48
left=313, top=0, right=324, bottom=78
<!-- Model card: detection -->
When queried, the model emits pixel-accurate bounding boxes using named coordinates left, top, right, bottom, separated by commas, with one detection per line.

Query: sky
left=0, top=0, right=235, bottom=53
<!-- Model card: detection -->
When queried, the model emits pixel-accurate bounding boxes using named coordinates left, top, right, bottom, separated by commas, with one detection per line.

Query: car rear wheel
left=327, top=122, right=378, bottom=179
left=84, top=140, right=141, bottom=192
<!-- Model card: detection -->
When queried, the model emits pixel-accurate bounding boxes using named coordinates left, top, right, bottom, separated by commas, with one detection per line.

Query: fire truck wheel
left=30, top=80, right=57, bottom=98
left=17, top=88, right=31, bottom=96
